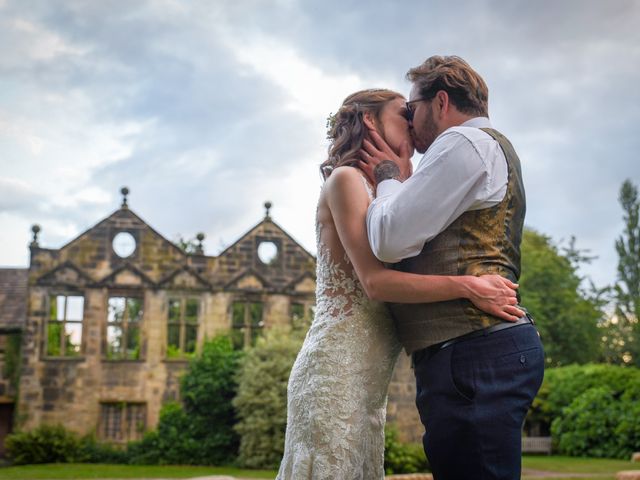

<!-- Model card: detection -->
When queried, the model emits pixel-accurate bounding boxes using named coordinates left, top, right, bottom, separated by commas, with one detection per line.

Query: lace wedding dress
left=276, top=178, right=402, bottom=480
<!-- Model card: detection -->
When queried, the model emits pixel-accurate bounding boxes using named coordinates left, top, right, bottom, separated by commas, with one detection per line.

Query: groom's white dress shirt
left=366, top=117, right=509, bottom=264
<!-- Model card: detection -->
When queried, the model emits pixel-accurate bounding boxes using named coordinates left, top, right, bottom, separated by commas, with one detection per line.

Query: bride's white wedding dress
left=276, top=178, right=402, bottom=480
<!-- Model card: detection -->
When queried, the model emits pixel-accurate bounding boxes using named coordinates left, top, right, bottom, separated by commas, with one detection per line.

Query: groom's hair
left=407, top=56, right=488, bottom=117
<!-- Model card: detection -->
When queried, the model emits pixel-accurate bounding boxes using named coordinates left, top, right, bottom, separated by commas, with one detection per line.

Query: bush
left=127, top=402, right=198, bottom=465
left=76, top=434, right=129, bottom=464
left=179, top=335, right=243, bottom=464
left=384, top=425, right=429, bottom=474
left=615, top=398, right=640, bottom=457
left=528, top=363, right=640, bottom=433
left=530, top=364, right=640, bottom=459
left=5, top=424, right=81, bottom=465
left=232, top=327, right=303, bottom=469
left=128, top=335, right=243, bottom=465
left=551, top=387, right=625, bottom=458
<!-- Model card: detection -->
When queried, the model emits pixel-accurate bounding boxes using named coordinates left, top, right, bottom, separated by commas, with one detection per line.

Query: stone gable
left=4, top=192, right=421, bottom=445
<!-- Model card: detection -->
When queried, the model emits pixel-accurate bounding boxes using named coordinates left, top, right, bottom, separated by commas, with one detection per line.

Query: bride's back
left=315, top=170, right=371, bottom=277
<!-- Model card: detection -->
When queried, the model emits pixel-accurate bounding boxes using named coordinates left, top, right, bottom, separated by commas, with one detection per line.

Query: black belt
left=414, top=313, right=535, bottom=365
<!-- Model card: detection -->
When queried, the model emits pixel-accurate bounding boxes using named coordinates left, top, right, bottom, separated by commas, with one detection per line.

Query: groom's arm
left=366, top=129, right=505, bottom=263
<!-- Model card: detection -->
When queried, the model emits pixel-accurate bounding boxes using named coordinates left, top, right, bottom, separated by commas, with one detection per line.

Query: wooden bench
left=522, top=436, right=552, bottom=454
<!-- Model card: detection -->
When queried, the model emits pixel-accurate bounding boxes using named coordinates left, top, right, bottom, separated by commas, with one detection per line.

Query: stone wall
left=17, top=205, right=317, bottom=441
left=16, top=202, right=421, bottom=444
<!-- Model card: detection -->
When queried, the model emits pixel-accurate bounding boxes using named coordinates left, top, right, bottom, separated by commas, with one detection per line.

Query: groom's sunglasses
left=405, top=98, right=426, bottom=123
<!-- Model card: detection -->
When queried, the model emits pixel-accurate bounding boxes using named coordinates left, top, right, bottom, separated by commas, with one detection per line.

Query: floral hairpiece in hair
left=325, top=112, right=337, bottom=139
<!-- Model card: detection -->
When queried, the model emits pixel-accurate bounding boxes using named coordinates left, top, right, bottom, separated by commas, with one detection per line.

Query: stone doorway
left=0, top=403, right=14, bottom=457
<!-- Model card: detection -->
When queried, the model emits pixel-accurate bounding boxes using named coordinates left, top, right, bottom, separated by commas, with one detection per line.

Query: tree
left=519, top=228, right=604, bottom=367
left=614, top=179, right=640, bottom=365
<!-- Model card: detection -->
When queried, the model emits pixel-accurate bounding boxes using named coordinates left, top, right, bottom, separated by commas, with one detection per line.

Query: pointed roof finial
left=30, top=224, right=41, bottom=247
left=121, top=186, right=129, bottom=208
left=264, top=201, right=272, bottom=219
left=196, top=232, right=205, bottom=254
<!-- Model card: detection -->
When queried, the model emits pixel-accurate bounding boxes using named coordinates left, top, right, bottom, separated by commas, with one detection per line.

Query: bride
left=276, top=89, right=524, bottom=479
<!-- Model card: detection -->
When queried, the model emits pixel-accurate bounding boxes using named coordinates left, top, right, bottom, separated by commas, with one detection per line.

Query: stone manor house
left=0, top=188, right=420, bottom=454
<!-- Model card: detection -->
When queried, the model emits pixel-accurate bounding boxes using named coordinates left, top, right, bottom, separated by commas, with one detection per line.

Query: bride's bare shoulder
left=324, top=166, right=367, bottom=192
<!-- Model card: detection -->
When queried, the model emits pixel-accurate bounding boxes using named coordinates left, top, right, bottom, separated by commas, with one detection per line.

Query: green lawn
left=0, top=457, right=636, bottom=479
left=521, top=455, right=637, bottom=480
left=0, top=464, right=278, bottom=479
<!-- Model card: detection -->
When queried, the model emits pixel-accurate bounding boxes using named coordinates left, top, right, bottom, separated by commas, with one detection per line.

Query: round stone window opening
left=257, top=241, right=278, bottom=265
left=112, top=232, right=137, bottom=258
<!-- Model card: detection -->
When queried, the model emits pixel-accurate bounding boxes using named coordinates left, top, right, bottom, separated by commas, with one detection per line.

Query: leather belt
left=417, top=313, right=535, bottom=364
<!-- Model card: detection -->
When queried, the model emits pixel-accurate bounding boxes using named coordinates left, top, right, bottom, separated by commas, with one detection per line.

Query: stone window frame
left=254, top=236, right=283, bottom=269
left=104, top=292, right=144, bottom=361
left=109, top=229, right=140, bottom=263
left=166, top=295, right=201, bottom=359
left=230, top=297, right=264, bottom=349
left=98, top=401, right=147, bottom=443
left=43, top=292, right=85, bottom=359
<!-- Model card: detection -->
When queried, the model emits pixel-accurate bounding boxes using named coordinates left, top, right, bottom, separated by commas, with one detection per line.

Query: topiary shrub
left=232, top=327, right=303, bottom=469
left=5, top=424, right=81, bottom=465
left=384, top=424, right=429, bottom=474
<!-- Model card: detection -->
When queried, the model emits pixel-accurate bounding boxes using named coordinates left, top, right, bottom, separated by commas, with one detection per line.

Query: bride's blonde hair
left=321, top=89, right=403, bottom=180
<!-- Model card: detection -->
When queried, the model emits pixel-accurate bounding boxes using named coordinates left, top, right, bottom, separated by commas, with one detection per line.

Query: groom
left=362, top=56, right=545, bottom=480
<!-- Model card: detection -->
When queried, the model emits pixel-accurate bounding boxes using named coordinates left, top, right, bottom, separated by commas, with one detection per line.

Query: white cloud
left=219, top=31, right=365, bottom=118
left=0, top=0, right=638, bottom=291
left=11, top=18, right=88, bottom=60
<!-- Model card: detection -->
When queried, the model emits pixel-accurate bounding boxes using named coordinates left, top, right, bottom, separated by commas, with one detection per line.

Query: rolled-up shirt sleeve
left=366, top=131, right=492, bottom=263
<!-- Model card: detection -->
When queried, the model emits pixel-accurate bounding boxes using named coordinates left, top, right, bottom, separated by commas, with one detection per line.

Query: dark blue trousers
left=413, top=323, right=544, bottom=480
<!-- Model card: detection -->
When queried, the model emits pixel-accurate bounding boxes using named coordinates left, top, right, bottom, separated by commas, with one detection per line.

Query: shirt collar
left=461, top=117, right=492, bottom=128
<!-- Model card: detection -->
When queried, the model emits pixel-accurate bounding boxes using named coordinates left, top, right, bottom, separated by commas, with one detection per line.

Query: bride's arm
left=325, top=166, right=524, bottom=322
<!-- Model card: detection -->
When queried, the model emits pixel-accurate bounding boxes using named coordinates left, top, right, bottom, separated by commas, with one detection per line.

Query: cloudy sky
left=1, top=0, right=638, bottom=289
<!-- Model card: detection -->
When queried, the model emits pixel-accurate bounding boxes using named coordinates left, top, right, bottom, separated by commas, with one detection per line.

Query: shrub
left=128, top=335, right=243, bottom=465
left=127, top=402, right=198, bottom=465
left=551, top=387, right=624, bottom=458
left=76, top=434, right=129, bottom=464
left=384, top=425, right=429, bottom=474
left=179, top=335, right=243, bottom=464
left=528, top=363, right=640, bottom=433
left=5, top=424, right=81, bottom=465
left=233, top=327, right=303, bottom=469
left=541, top=364, right=640, bottom=459
left=615, top=399, right=640, bottom=458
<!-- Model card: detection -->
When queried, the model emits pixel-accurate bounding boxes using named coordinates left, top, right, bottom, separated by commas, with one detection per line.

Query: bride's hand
left=465, top=275, right=525, bottom=322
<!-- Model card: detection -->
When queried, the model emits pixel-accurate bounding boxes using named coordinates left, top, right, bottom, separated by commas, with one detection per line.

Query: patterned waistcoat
left=389, top=128, right=526, bottom=354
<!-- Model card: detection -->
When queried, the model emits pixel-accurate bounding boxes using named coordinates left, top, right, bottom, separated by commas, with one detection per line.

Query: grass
left=522, top=454, right=636, bottom=473
left=521, top=455, right=637, bottom=480
left=0, top=457, right=636, bottom=479
left=0, top=464, right=278, bottom=479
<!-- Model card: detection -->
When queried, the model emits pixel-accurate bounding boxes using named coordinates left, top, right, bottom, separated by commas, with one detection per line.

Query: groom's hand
left=467, top=275, right=525, bottom=322
left=358, top=129, right=412, bottom=186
